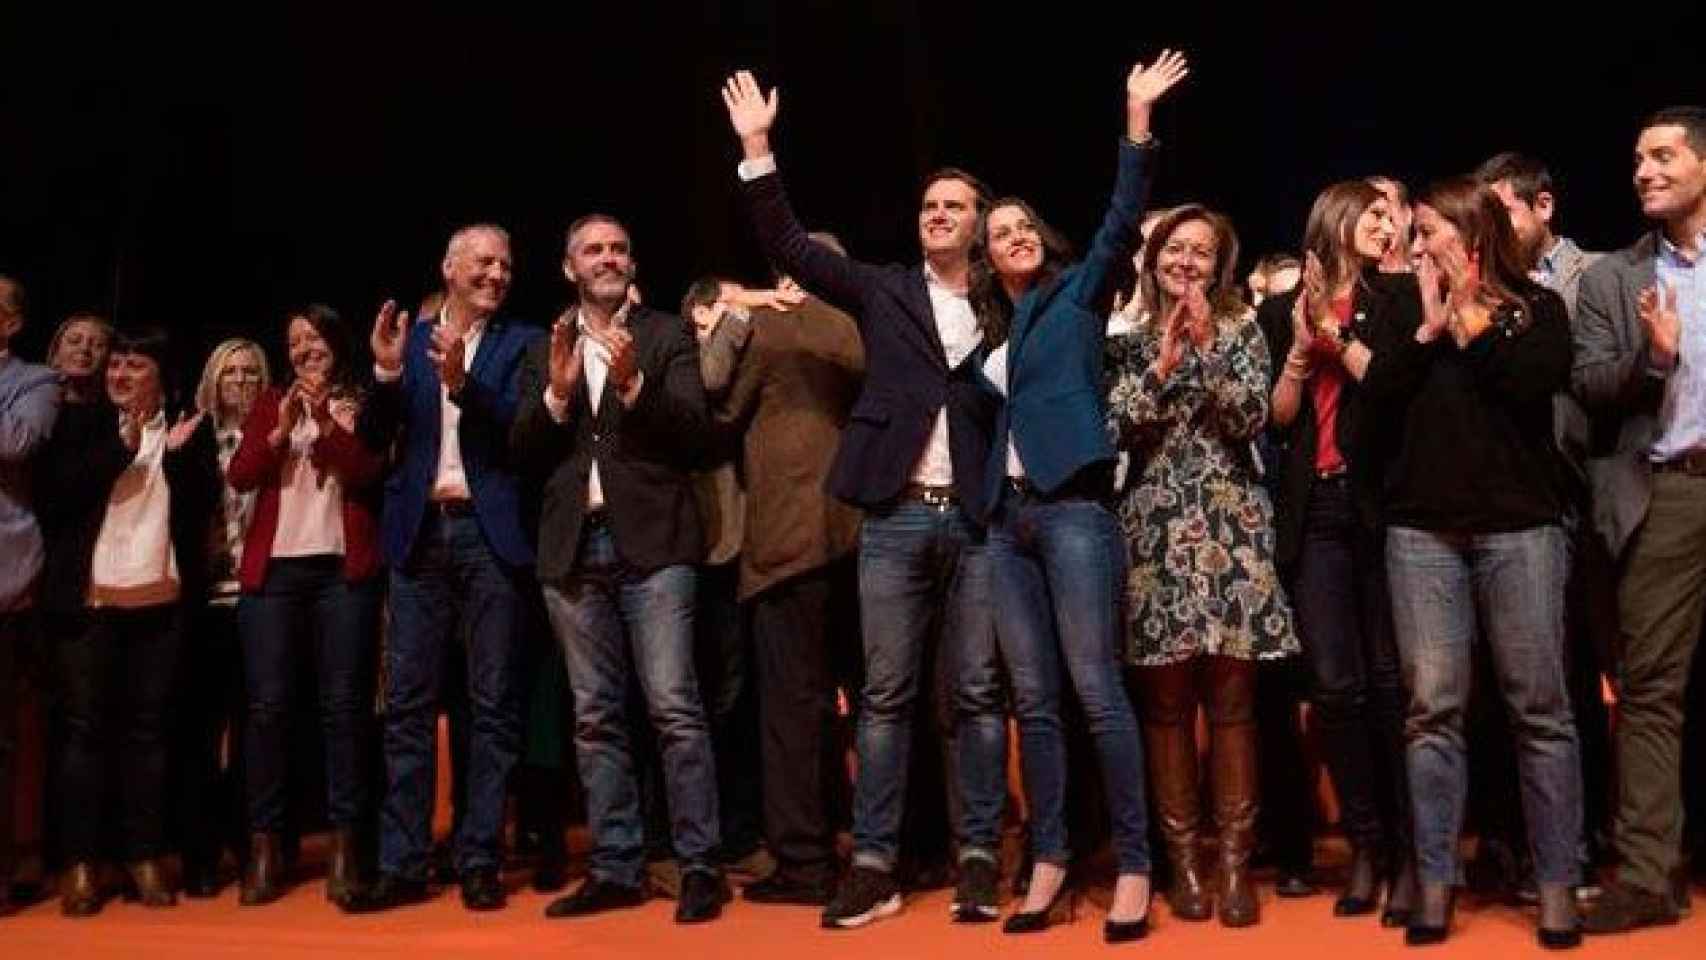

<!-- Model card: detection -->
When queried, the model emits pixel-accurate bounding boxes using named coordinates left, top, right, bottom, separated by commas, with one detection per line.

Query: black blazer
left=1257, top=268, right=1424, bottom=572
left=743, top=170, right=998, bottom=518
left=512, top=306, right=708, bottom=581
left=35, top=402, right=220, bottom=614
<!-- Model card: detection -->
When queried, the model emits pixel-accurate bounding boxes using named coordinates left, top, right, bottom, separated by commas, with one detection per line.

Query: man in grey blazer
left=1573, top=106, right=1706, bottom=934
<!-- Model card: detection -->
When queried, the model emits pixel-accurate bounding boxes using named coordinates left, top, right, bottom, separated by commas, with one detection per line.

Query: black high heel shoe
left=1383, top=860, right=1419, bottom=928
left=1335, top=846, right=1381, bottom=917
left=1105, top=875, right=1153, bottom=943
left=1003, top=878, right=1078, bottom=934
left=1404, top=883, right=1455, bottom=946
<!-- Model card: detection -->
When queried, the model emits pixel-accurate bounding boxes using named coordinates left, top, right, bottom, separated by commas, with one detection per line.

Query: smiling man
left=721, top=70, right=1008, bottom=929
left=1574, top=105, right=1706, bottom=934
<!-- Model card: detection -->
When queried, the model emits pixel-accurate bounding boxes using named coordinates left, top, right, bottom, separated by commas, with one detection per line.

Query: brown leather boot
left=1209, top=663, right=1260, bottom=927
left=326, top=827, right=358, bottom=905
left=240, top=833, right=286, bottom=906
left=126, top=858, right=176, bottom=908
left=1139, top=664, right=1212, bottom=921
left=60, top=861, right=104, bottom=917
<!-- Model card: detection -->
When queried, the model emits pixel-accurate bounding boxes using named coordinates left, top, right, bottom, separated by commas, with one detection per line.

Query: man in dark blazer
left=722, top=71, right=1007, bottom=929
left=1576, top=106, right=1706, bottom=934
left=512, top=214, right=725, bottom=924
left=345, top=223, right=541, bottom=914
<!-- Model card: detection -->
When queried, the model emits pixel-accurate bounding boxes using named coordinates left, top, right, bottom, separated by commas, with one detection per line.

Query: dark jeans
left=1386, top=524, right=1581, bottom=886
left=543, top=523, right=720, bottom=887
left=988, top=492, right=1150, bottom=874
left=1291, top=477, right=1408, bottom=859
left=1611, top=470, right=1706, bottom=894
left=170, top=601, right=246, bottom=868
left=750, top=559, right=857, bottom=881
left=58, top=604, right=183, bottom=862
left=240, top=557, right=380, bottom=834
left=851, top=500, right=1006, bottom=873
left=380, top=513, right=524, bottom=879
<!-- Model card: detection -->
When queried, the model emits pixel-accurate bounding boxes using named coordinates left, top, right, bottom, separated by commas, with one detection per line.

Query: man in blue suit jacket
left=345, top=223, right=542, bottom=914
left=723, top=71, right=1007, bottom=930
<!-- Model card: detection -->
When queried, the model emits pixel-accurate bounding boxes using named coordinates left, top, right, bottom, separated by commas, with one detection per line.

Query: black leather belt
left=431, top=498, right=475, bottom=518
left=1315, top=465, right=1350, bottom=481
left=1004, top=463, right=1114, bottom=503
left=584, top=508, right=612, bottom=528
left=1654, top=451, right=1706, bottom=477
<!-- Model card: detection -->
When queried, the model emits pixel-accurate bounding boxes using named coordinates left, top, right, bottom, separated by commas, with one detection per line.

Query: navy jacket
left=361, top=314, right=542, bottom=569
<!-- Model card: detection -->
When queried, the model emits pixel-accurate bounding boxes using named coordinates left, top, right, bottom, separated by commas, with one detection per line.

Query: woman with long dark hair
left=1258, top=179, right=1420, bottom=925
left=226, top=304, right=384, bottom=907
left=970, top=50, right=1187, bottom=943
left=1380, top=178, right=1582, bottom=948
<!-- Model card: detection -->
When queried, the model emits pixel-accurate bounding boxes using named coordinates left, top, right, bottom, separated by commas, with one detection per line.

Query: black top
left=1376, top=279, right=1573, bottom=533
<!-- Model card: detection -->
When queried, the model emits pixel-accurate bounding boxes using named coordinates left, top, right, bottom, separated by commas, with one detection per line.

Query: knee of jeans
left=247, top=697, right=289, bottom=725
left=1310, top=679, right=1366, bottom=721
left=860, top=671, right=917, bottom=720
left=648, top=688, right=709, bottom=742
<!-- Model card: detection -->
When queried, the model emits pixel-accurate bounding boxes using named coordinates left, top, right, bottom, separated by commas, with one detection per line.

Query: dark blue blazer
left=980, top=140, right=1155, bottom=520
left=361, top=313, right=543, bottom=569
left=743, top=170, right=999, bottom=518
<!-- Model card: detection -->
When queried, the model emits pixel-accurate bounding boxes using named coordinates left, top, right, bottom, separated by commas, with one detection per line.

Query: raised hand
left=166, top=410, right=204, bottom=453
left=1414, top=254, right=1451, bottom=344
left=371, top=299, right=409, bottom=374
left=1638, top=282, right=1682, bottom=370
left=1126, top=49, right=1190, bottom=105
left=1125, top=49, right=1190, bottom=140
left=118, top=409, right=142, bottom=452
left=721, top=70, right=780, bottom=160
left=590, top=326, right=638, bottom=395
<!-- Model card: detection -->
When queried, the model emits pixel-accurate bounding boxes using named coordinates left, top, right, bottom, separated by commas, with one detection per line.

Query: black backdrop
left=2, top=4, right=1702, bottom=396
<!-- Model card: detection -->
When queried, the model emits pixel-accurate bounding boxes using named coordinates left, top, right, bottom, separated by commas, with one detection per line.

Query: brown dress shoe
left=60, top=862, right=103, bottom=917
left=240, top=833, right=286, bottom=906
left=126, top=858, right=176, bottom=908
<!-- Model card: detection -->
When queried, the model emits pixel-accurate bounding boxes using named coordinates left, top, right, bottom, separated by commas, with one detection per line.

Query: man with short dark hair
left=1575, top=105, right=1706, bottom=934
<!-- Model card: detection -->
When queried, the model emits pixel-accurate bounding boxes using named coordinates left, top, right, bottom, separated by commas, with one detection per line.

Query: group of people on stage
left=1, top=48, right=1704, bottom=950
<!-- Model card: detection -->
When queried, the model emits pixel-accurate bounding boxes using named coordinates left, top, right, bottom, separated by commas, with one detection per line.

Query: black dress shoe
left=1336, top=847, right=1381, bottom=916
left=182, top=860, right=223, bottom=899
left=460, top=868, right=506, bottom=911
left=532, top=856, right=569, bottom=894
left=339, top=874, right=433, bottom=914
left=676, top=870, right=729, bottom=923
left=545, top=878, right=646, bottom=918
left=744, top=871, right=835, bottom=906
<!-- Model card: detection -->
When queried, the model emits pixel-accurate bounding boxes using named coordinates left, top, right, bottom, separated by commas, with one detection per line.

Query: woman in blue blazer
left=970, top=50, right=1186, bottom=944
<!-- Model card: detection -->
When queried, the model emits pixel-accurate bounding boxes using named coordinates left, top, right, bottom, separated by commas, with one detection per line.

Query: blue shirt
left=1651, top=228, right=1706, bottom=461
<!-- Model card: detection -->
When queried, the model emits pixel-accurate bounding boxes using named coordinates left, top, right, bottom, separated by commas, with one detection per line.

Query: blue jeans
left=1385, top=525, right=1581, bottom=886
left=543, top=523, right=719, bottom=887
left=380, top=513, right=525, bottom=879
left=989, top=492, right=1151, bottom=874
left=239, top=556, right=380, bottom=833
left=851, top=500, right=1006, bottom=872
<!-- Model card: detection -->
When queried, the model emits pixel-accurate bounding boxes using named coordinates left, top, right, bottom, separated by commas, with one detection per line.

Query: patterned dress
left=1103, top=310, right=1298, bottom=667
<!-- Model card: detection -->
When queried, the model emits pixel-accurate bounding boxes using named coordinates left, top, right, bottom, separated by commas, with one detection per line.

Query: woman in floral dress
left=1104, top=203, right=1298, bottom=928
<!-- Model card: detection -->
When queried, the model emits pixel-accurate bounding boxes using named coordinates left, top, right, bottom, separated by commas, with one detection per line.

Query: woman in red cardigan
left=226, top=304, right=384, bottom=908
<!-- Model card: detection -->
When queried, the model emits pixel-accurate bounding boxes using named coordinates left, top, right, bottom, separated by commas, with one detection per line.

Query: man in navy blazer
left=345, top=223, right=542, bottom=914
left=723, top=71, right=1007, bottom=929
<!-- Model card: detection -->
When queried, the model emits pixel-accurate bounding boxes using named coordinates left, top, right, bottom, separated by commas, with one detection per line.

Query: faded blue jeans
left=1385, top=524, right=1581, bottom=886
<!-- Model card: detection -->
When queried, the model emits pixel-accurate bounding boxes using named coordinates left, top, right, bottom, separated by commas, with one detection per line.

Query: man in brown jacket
left=698, top=234, right=866, bottom=905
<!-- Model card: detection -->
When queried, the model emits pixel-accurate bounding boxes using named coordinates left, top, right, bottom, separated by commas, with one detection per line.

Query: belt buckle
left=916, top=486, right=956, bottom=511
